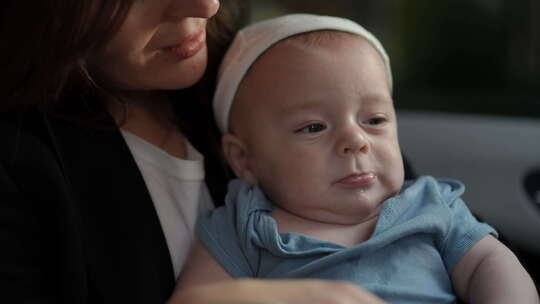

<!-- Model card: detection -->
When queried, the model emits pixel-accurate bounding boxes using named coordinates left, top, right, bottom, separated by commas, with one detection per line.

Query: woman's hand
left=167, top=279, right=386, bottom=304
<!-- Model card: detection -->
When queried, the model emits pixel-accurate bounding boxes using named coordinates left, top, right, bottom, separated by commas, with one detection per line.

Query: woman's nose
left=167, top=0, right=220, bottom=20
left=336, top=126, right=369, bottom=156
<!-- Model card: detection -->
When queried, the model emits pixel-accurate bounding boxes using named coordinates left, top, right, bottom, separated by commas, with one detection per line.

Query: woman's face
left=92, top=0, right=220, bottom=91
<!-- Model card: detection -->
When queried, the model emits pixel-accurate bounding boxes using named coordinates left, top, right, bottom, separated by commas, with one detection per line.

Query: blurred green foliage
left=249, top=0, right=540, bottom=118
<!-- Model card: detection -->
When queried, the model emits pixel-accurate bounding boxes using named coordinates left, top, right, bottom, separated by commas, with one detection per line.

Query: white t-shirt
left=121, top=130, right=214, bottom=278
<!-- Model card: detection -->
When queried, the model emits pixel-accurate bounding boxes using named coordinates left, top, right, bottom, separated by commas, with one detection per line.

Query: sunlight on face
left=231, top=35, right=404, bottom=225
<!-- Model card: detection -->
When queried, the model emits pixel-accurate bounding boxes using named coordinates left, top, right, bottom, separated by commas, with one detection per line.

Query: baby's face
left=230, top=35, right=404, bottom=225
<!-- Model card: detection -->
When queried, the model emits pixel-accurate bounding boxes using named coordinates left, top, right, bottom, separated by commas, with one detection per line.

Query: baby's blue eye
left=365, top=117, right=386, bottom=126
left=298, top=123, right=326, bottom=133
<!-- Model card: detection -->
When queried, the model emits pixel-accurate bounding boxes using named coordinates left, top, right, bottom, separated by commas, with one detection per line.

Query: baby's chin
left=289, top=203, right=383, bottom=226
left=332, top=204, right=383, bottom=226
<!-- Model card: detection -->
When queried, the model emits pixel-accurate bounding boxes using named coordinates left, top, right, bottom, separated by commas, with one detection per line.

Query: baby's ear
left=222, top=133, right=257, bottom=184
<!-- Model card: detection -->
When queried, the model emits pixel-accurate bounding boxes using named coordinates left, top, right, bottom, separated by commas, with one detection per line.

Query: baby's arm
left=173, top=241, right=387, bottom=304
left=451, top=235, right=539, bottom=303
left=176, top=240, right=232, bottom=289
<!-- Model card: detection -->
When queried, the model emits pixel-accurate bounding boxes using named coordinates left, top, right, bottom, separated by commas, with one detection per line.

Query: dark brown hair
left=0, top=0, right=132, bottom=112
left=0, top=0, right=249, bottom=203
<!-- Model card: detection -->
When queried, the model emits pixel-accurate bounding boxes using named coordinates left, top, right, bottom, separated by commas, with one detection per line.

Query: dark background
left=250, top=0, right=540, bottom=118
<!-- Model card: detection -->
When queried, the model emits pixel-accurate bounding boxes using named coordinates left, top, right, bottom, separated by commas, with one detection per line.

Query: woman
left=0, top=0, right=383, bottom=303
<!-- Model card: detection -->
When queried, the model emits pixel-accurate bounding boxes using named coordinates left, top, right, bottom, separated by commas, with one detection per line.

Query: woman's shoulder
left=0, top=110, right=85, bottom=189
left=0, top=110, right=51, bottom=164
left=0, top=109, right=102, bottom=163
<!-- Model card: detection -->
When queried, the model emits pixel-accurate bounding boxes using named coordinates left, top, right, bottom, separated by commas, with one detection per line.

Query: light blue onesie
left=197, top=176, right=497, bottom=303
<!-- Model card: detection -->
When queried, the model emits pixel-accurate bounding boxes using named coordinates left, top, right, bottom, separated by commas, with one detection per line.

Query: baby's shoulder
left=402, top=175, right=466, bottom=205
left=201, top=179, right=273, bottom=225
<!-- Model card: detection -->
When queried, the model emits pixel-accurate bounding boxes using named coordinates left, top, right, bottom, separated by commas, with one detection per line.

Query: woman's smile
left=161, top=28, right=206, bottom=60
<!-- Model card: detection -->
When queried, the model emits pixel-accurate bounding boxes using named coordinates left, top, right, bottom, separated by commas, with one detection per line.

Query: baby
left=178, top=14, right=539, bottom=303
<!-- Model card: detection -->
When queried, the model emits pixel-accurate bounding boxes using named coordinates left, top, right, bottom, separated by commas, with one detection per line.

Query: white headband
left=213, top=14, right=393, bottom=133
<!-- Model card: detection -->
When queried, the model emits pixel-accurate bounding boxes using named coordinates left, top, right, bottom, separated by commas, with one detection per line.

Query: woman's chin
left=164, top=62, right=208, bottom=90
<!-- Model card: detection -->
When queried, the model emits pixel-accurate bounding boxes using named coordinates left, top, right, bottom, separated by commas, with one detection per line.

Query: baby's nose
left=337, top=127, right=369, bottom=156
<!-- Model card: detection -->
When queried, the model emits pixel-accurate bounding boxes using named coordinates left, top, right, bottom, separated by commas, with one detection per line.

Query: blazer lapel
left=48, top=117, right=175, bottom=302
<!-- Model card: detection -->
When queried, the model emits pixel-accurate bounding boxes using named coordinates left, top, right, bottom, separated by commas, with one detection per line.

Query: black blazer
left=0, top=111, right=177, bottom=303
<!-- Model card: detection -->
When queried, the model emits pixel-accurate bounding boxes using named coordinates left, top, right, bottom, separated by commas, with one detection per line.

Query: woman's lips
left=336, top=172, right=377, bottom=187
left=163, top=29, right=206, bottom=60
